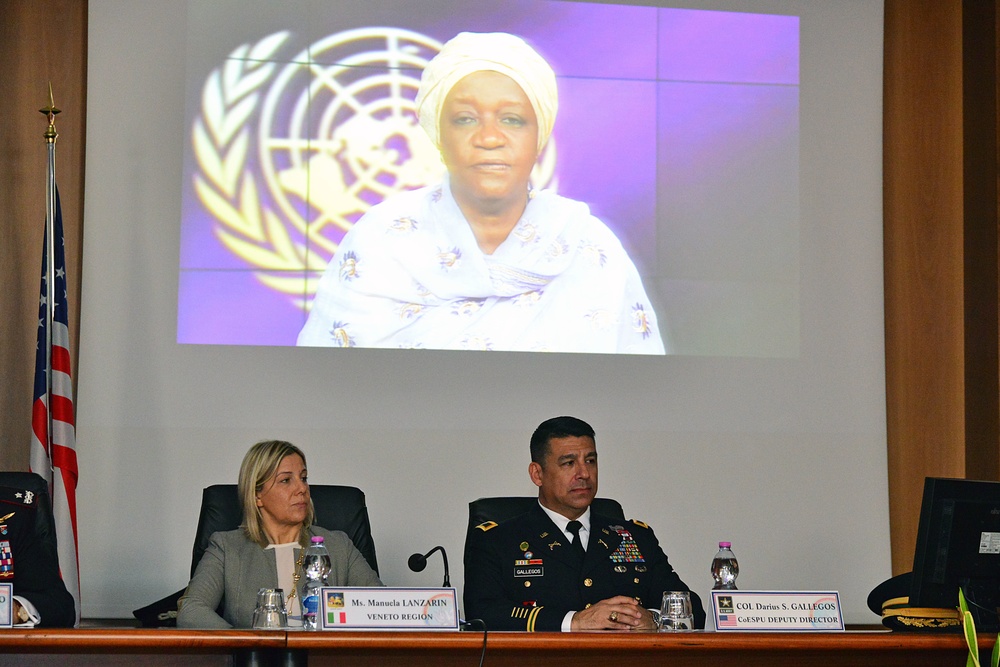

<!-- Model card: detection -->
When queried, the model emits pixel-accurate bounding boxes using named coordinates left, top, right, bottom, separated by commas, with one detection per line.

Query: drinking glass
left=251, top=588, right=288, bottom=629
left=659, top=591, right=694, bottom=631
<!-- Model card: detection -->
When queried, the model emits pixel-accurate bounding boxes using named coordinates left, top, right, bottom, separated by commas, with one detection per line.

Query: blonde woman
left=177, top=440, right=382, bottom=628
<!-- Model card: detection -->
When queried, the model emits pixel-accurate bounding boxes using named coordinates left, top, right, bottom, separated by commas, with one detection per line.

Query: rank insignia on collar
left=476, top=521, right=498, bottom=532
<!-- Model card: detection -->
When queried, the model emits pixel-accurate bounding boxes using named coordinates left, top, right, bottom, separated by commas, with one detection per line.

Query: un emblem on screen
left=191, top=27, right=557, bottom=307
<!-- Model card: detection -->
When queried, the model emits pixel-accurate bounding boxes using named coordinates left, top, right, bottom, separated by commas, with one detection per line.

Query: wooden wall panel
left=883, top=0, right=1000, bottom=576
left=883, top=0, right=968, bottom=574
left=0, top=1, right=87, bottom=471
left=961, top=0, right=1000, bottom=480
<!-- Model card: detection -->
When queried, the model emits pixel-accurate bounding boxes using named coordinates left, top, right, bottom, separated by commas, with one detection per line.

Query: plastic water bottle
left=300, top=536, right=331, bottom=630
left=711, top=541, right=739, bottom=590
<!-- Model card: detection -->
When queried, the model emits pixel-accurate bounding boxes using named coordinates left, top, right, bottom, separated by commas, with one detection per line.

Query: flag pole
left=35, top=84, right=80, bottom=625
left=39, top=84, right=60, bottom=487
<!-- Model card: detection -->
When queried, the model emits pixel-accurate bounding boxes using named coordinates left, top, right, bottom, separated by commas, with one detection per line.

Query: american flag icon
left=718, top=614, right=738, bottom=628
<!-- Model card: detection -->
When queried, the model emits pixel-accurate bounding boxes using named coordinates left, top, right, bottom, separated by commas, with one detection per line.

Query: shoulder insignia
left=475, top=521, right=498, bottom=532
left=0, top=487, right=37, bottom=508
left=631, top=519, right=649, bottom=529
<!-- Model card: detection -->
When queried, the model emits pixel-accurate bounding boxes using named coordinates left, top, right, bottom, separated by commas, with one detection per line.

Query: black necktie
left=567, top=520, right=585, bottom=560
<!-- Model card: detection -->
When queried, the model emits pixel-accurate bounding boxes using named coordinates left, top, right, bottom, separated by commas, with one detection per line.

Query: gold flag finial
left=39, top=82, right=60, bottom=143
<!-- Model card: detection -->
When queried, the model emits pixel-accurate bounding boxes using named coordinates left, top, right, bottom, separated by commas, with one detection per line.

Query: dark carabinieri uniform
left=464, top=503, right=705, bottom=631
left=0, top=485, right=75, bottom=627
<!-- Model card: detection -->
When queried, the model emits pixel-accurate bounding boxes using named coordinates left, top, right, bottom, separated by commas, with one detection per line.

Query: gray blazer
left=176, top=525, right=383, bottom=628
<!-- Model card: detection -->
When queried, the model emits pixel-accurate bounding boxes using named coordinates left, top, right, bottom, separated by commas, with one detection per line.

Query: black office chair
left=133, top=483, right=378, bottom=627
left=190, top=484, right=378, bottom=577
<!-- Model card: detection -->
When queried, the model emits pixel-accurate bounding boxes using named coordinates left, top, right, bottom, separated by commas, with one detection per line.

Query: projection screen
left=79, top=0, right=887, bottom=624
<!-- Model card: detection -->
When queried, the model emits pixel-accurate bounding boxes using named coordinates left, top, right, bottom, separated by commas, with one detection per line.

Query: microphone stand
left=408, top=545, right=451, bottom=587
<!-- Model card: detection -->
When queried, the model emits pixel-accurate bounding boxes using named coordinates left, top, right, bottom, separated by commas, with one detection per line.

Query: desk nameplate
left=712, top=590, right=844, bottom=631
left=0, top=583, right=10, bottom=628
left=319, top=587, right=459, bottom=630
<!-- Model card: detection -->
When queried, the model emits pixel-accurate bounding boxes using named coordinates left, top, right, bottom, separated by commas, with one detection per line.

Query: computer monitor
left=911, top=477, right=1000, bottom=631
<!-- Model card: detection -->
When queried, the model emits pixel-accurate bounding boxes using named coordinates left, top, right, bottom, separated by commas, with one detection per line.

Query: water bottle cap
left=718, top=541, right=731, bottom=548
left=311, top=536, right=325, bottom=544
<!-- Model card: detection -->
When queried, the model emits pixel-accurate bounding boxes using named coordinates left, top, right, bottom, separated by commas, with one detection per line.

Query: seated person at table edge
left=0, top=483, right=76, bottom=627
left=177, top=440, right=383, bottom=629
left=464, top=416, right=705, bottom=631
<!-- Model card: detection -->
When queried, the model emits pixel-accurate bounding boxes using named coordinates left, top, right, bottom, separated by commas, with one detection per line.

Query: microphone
left=408, top=545, right=451, bottom=587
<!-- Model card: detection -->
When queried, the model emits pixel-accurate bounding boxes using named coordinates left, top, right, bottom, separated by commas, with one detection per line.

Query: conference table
left=0, top=627, right=991, bottom=666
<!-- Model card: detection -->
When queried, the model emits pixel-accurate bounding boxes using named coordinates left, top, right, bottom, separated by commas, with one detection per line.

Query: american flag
left=718, top=614, right=738, bottom=628
left=28, top=187, right=81, bottom=624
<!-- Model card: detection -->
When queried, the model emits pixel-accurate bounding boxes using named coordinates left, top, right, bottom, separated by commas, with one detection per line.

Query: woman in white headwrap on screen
left=297, top=32, right=665, bottom=354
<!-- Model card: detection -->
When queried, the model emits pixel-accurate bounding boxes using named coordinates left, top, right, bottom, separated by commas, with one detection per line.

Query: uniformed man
left=464, top=416, right=705, bottom=631
left=0, top=483, right=75, bottom=627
